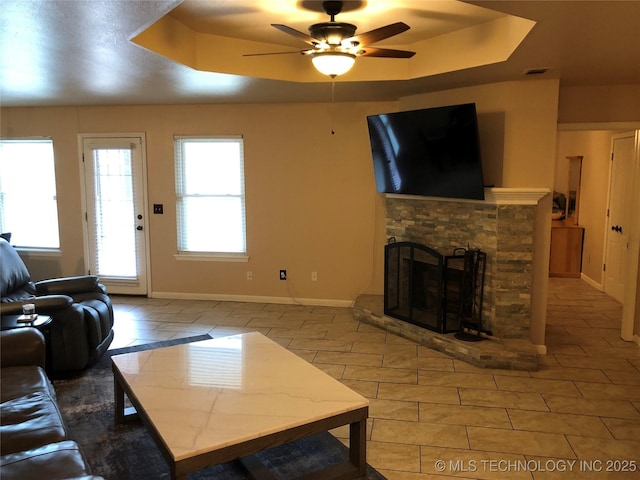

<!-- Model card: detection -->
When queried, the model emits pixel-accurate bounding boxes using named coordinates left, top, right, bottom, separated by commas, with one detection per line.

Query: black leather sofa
left=0, top=328, right=104, bottom=479
left=0, top=238, right=114, bottom=374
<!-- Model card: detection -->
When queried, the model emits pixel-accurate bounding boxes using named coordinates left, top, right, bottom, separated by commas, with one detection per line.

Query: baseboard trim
left=149, top=291, right=355, bottom=308
left=534, top=344, right=548, bottom=355
left=580, top=273, right=603, bottom=291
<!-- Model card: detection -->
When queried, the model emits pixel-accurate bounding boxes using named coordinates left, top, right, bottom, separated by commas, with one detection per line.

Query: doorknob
left=136, top=226, right=143, bottom=231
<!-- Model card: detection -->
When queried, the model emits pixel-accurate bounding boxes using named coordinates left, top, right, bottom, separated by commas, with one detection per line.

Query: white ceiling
left=1, top=0, right=639, bottom=107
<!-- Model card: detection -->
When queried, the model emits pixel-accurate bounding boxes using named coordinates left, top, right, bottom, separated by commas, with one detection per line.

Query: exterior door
left=81, top=136, right=148, bottom=295
left=604, top=133, right=634, bottom=303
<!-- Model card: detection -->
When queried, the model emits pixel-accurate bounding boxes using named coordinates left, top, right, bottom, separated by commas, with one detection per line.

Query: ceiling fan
left=245, top=1, right=415, bottom=77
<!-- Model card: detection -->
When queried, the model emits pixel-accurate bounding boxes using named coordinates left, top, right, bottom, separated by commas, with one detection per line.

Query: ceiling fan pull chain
left=331, top=80, right=336, bottom=135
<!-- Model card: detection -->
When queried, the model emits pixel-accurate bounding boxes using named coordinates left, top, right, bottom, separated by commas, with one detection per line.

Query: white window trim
left=0, top=137, right=61, bottom=250
left=174, top=252, right=250, bottom=262
left=174, top=135, right=247, bottom=259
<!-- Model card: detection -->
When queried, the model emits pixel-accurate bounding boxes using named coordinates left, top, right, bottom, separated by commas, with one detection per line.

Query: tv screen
left=366, top=103, right=485, bottom=200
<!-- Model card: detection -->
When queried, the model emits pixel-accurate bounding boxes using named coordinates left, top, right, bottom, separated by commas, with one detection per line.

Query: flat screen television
left=366, top=103, right=485, bottom=200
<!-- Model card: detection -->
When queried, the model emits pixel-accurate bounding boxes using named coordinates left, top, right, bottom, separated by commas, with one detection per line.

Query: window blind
left=174, top=136, right=246, bottom=254
left=0, top=139, right=60, bottom=248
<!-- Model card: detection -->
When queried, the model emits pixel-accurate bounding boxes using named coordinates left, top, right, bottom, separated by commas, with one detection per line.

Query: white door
left=81, top=136, right=148, bottom=295
left=604, top=133, right=634, bottom=303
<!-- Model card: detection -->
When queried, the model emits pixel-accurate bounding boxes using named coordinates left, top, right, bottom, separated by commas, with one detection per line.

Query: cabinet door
left=549, top=227, right=584, bottom=278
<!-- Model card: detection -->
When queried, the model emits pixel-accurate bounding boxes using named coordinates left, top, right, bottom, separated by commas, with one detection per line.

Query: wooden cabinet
left=549, top=220, right=584, bottom=277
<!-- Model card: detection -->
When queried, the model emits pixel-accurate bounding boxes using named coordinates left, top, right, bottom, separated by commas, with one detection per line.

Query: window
left=174, top=136, right=246, bottom=256
left=0, top=139, right=60, bottom=248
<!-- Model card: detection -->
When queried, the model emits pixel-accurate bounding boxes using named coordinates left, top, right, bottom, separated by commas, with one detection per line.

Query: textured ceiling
left=1, top=1, right=639, bottom=107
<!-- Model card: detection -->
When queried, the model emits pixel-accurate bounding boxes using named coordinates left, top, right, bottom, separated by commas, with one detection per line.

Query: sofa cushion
left=0, top=365, right=55, bottom=403
left=0, top=391, right=67, bottom=455
left=0, top=440, right=97, bottom=480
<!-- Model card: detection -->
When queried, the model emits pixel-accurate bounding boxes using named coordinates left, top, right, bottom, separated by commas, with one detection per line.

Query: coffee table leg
left=349, top=418, right=366, bottom=475
left=114, top=375, right=125, bottom=423
left=114, top=371, right=138, bottom=423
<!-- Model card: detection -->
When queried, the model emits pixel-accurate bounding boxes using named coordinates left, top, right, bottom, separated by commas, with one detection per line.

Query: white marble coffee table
left=112, top=331, right=369, bottom=480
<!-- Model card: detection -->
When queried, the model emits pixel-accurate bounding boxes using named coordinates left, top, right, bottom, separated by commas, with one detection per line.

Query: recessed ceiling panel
left=132, top=0, right=535, bottom=82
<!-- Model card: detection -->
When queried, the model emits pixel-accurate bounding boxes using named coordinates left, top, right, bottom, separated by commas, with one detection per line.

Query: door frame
left=603, top=132, right=635, bottom=303
left=77, top=133, right=151, bottom=296
left=558, top=122, right=640, bottom=345
left=603, top=130, right=640, bottom=343
left=620, top=130, right=640, bottom=343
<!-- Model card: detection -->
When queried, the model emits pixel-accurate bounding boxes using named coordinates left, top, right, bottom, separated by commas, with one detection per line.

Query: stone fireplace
left=354, top=188, right=549, bottom=370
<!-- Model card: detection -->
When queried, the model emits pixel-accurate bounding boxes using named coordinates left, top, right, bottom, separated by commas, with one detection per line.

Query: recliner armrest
left=34, top=294, right=74, bottom=310
left=0, top=328, right=46, bottom=368
left=1, top=295, right=75, bottom=315
left=35, top=276, right=101, bottom=295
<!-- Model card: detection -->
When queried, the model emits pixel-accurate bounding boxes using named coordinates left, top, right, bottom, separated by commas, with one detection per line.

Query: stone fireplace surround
left=354, top=188, right=548, bottom=370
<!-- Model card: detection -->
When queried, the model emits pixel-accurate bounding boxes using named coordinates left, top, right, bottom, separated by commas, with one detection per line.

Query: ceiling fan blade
left=358, top=47, right=415, bottom=58
left=244, top=51, right=306, bottom=57
left=351, top=22, right=410, bottom=46
left=272, top=24, right=317, bottom=46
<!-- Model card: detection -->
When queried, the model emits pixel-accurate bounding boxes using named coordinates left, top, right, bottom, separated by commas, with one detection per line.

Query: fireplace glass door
left=385, top=242, right=444, bottom=332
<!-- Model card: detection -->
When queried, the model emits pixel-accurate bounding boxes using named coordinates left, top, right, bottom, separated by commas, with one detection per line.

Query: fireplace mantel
left=386, top=187, right=550, bottom=206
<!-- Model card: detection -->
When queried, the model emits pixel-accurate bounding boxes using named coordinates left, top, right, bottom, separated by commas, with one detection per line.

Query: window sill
left=15, top=248, right=62, bottom=257
left=174, top=253, right=249, bottom=263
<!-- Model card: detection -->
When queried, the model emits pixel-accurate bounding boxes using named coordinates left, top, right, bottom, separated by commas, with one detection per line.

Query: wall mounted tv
left=366, top=103, right=485, bottom=200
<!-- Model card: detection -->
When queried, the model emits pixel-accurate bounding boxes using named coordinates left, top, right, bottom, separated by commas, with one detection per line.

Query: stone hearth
left=354, top=294, right=539, bottom=370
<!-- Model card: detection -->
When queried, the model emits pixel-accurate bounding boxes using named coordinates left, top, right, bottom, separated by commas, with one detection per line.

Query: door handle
left=611, top=225, right=622, bottom=233
left=136, top=226, right=143, bottom=231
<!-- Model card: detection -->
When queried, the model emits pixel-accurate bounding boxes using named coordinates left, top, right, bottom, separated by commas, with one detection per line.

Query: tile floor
left=109, top=278, right=640, bottom=479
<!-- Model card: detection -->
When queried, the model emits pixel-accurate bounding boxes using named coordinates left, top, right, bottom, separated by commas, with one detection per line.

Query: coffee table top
left=111, top=331, right=368, bottom=462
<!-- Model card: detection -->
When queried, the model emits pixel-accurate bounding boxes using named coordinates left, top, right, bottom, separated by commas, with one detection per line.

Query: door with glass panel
left=81, top=136, right=148, bottom=295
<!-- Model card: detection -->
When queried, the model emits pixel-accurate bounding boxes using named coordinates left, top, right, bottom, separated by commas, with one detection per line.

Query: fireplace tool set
left=452, top=247, right=489, bottom=342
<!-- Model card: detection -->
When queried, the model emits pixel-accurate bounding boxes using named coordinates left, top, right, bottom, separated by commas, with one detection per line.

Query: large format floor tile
left=107, top=277, right=639, bottom=478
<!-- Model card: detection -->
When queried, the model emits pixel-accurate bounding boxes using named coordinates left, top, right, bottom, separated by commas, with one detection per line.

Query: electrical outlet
left=153, top=204, right=164, bottom=214
left=247, top=271, right=252, bottom=281
left=279, top=270, right=287, bottom=280
left=311, top=271, right=318, bottom=281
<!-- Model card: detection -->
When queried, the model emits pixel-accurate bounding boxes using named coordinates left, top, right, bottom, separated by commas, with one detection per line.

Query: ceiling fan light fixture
left=311, top=51, right=356, bottom=77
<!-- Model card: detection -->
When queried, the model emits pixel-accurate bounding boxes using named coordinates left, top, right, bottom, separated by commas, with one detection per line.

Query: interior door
left=81, top=136, right=148, bottom=295
left=604, top=133, right=634, bottom=303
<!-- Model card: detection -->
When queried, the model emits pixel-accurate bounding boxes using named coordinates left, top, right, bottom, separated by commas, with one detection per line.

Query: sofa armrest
left=35, top=276, right=101, bottom=295
left=0, top=328, right=46, bottom=368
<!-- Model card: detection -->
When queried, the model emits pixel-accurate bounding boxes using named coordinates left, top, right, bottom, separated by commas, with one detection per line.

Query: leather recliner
left=0, top=238, right=114, bottom=374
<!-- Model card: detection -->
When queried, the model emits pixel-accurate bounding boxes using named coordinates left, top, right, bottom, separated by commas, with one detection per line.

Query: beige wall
left=397, top=79, right=560, bottom=347
left=555, top=130, right=614, bottom=285
left=2, top=102, right=397, bottom=304
left=399, top=80, right=560, bottom=188
left=1, top=79, right=563, bottom=347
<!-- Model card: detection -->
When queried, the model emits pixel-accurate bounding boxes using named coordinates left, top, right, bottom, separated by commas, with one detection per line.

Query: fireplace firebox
left=384, top=240, right=485, bottom=335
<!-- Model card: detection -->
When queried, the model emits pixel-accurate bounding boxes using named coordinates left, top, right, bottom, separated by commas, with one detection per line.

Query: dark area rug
left=53, top=335, right=386, bottom=480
